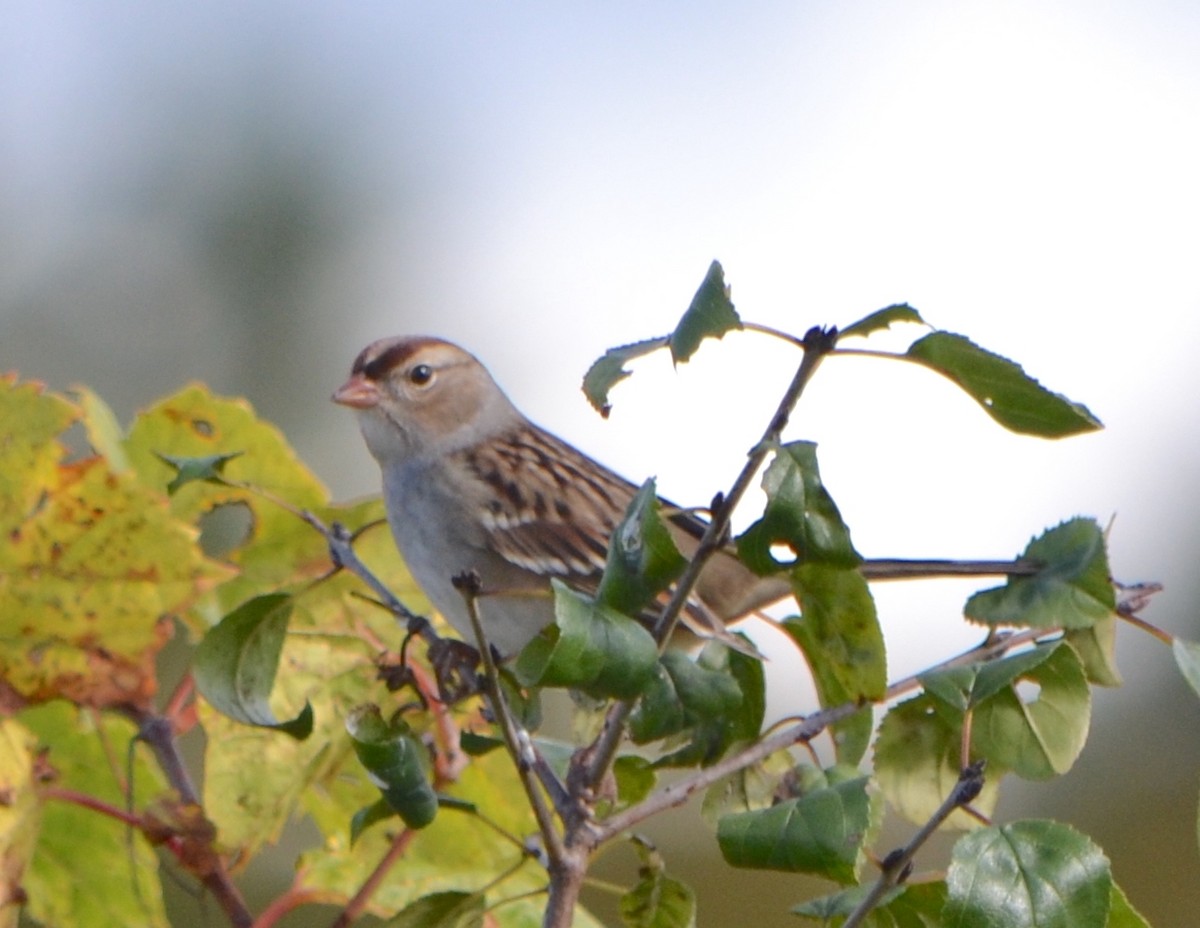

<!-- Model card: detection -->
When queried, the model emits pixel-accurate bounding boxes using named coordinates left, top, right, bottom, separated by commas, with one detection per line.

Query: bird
left=332, top=335, right=789, bottom=658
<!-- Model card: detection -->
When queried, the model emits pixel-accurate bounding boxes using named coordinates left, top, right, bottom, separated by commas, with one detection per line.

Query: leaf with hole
left=737, top=441, right=860, bottom=573
left=906, top=332, right=1102, bottom=437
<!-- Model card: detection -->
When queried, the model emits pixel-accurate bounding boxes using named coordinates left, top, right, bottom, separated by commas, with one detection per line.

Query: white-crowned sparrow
left=333, top=336, right=789, bottom=656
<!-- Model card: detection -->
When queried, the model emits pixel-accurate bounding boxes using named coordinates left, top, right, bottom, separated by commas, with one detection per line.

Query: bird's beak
left=332, top=374, right=381, bottom=409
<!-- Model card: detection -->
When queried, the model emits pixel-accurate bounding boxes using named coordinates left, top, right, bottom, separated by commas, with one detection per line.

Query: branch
left=453, top=572, right=567, bottom=865
left=860, top=558, right=1038, bottom=580
left=590, top=625, right=1050, bottom=843
left=300, top=511, right=435, bottom=643
left=582, top=326, right=839, bottom=791
left=130, top=711, right=254, bottom=928
left=843, top=761, right=987, bottom=928
left=328, top=829, right=417, bottom=928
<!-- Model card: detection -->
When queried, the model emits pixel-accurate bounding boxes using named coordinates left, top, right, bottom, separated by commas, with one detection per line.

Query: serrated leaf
left=966, top=518, right=1114, bottom=630
left=944, top=821, right=1111, bottom=928
left=582, top=336, right=670, bottom=417
left=0, top=718, right=43, bottom=917
left=193, top=593, right=313, bottom=738
left=597, top=478, right=687, bottom=617
left=122, top=383, right=331, bottom=612
left=669, top=260, right=741, bottom=364
left=1107, top=882, right=1152, bottom=928
left=1172, top=638, right=1200, bottom=700
left=875, top=695, right=1002, bottom=828
left=514, top=582, right=658, bottom=698
left=921, top=643, right=1060, bottom=712
left=737, top=441, right=860, bottom=573
left=783, top=564, right=884, bottom=763
left=906, top=332, right=1102, bottom=437
left=717, top=774, right=873, bottom=882
left=972, top=644, right=1091, bottom=780
left=156, top=451, right=243, bottom=495
left=839, top=303, right=924, bottom=340
left=384, top=890, right=485, bottom=928
left=0, top=378, right=228, bottom=709
left=346, top=705, right=438, bottom=829
left=631, top=645, right=762, bottom=768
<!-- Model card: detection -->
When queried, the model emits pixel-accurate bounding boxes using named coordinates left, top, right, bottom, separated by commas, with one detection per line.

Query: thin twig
left=328, top=829, right=417, bottom=928
left=582, top=327, right=840, bottom=792
left=842, top=761, right=987, bottom=928
left=128, top=709, right=254, bottom=928
left=591, top=625, right=1050, bottom=843
left=300, top=510, right=435, bottom=642
left=454, top=572, right=567, bottom=866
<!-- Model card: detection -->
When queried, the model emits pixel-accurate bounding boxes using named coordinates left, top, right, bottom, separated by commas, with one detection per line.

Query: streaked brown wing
left=459, top=422, right=638, bottom=585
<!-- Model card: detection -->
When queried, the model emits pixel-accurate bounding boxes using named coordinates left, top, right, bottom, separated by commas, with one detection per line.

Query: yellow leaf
left=0, top=378, right=229, bottom=708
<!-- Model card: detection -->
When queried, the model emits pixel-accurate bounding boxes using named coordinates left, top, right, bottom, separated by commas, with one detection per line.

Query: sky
left=3, top=1, right=1200, bottom=921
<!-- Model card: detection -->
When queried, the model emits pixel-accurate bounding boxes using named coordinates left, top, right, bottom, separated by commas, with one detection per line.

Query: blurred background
left=3, top=1, right=1198, bottom=924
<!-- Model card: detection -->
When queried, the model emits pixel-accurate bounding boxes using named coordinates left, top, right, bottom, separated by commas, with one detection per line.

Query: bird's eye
left=408, top=364, right=434, bottom=386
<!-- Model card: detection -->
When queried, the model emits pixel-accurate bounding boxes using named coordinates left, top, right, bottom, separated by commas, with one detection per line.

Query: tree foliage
left=0, top=262, right=1182, bottom=928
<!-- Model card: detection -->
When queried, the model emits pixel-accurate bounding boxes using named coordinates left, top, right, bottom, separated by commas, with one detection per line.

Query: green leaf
left=346, top=705, right=438, bottom=829
left=921, top=643, right=1061, bottom=712
left=839, top=303, right=924, bottom=340
left=193, top=593, right=313, bottom=739
left=630, top=649, right=743, bottom=745
left=1107, top=881, right=1152, bottom=928
left=717, top=773, right=873, bottom=882
left=582, top=336, right=670, bottom=417
left=639, top=645, right=763, bottom=768
left=783, top=564, right=885, bottom=763
left=1172, top=638, right=1200, bottom=700
left=944, top=821, right=1111, bottom=928
left=614, top=755, right=658, bottom=806
left=875, top=695, right=1002, bottom=828
left=350, top=798, right=398, bottom=845
left=966, top=518, right=1114, bottom=630
left=973, top=643, right=1091, bottom=780
left=620, top=839, right=697, bottom=928
left=906, top=332, right=1102, bottom=437
left=1065, top=615, right=1123, bottom=687
left=597, top=478, right=687, bottom=616
left=384, top=890, right=485, bottom=928
left=514, top=582, right=658, bottom=698
left=669, top=259, right=741, bottom=364
left=155, top=451, right=243, bottom=494
left=737, top=441, right=860, bottom=573
left=794, top=881, right=947, bottom=925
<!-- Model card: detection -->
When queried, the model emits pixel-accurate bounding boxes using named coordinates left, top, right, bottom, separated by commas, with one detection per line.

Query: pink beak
left=332, top=374, right=381, bottom=409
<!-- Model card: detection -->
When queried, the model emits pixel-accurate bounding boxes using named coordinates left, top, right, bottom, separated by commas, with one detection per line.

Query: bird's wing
left=458, top=423, right=635, bottom=584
